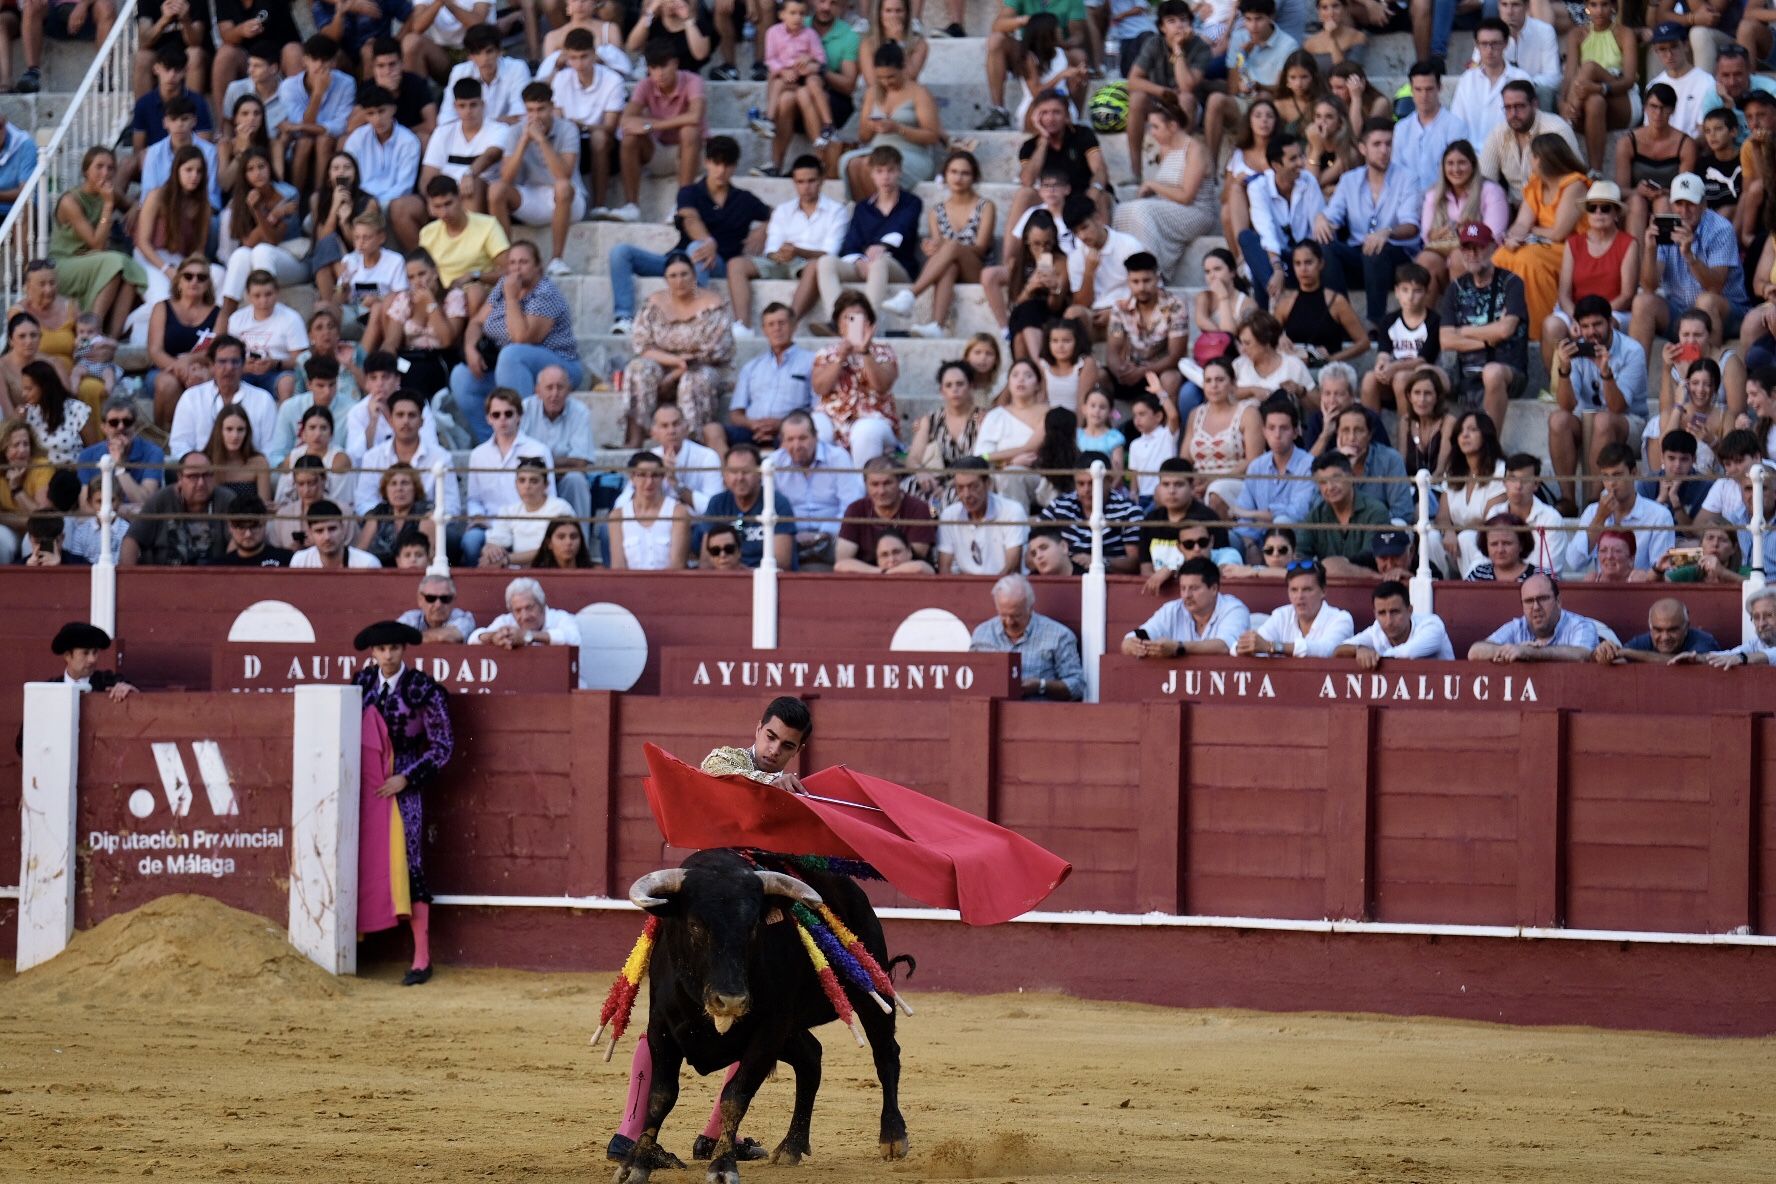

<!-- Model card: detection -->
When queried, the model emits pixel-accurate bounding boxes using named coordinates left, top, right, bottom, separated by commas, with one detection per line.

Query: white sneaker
left=546, top=257, right=572, bottom=278
left=611, top=317, right=634, bottom=335
left=587, top=206, right=608, bottom=220
left=609, top=203, right=641, bottom=223
left=880, top=289, right=916, bottom=317
left=908, top=321, right=944, bottom=339
left=732, top=322, right=755, bottom=340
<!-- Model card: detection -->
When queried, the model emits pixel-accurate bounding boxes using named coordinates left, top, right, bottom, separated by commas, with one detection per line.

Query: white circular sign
left=127, top=788, right=155, bottom=819
left=574, top=602, right=649, bottom=690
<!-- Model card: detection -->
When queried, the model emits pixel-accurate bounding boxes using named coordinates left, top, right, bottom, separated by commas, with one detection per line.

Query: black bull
left=615, top=849, right=910, bottom=1184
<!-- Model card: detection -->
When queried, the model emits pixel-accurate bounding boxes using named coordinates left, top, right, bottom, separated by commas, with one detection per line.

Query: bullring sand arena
left=2, top=896, right=1773, bottom=1183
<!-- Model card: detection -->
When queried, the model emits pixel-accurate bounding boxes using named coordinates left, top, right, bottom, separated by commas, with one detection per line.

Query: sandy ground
left=2, top=898, right=1774, bottom=1184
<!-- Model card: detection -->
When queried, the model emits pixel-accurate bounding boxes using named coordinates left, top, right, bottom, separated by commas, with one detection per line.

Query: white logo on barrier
left=130, top=741, right=240, bottom=819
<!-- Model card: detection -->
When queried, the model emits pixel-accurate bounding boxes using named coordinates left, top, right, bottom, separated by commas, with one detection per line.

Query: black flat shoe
left=401, top=965, right=433, bottom=986
left=607, top=1134, right=686, bottom=1168
left=692, top=1136, right=767, bottom=1161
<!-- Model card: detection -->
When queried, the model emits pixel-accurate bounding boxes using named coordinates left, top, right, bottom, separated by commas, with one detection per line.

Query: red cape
left=642, top=744, right=1071, bottom=926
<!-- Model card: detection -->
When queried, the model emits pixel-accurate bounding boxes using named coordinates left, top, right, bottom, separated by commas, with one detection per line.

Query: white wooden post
left=1080, top=460, right=1108, bottom=703
left=426, top=458, right=451, bottom=578
left=1410, top=468, right=1435, bottom=616
left=89, top=455, right=117, bottom=636
left=753, top=457, right=779, bottom=649
left=287, top=685, right=363, bottom=975
left=17, top=682, right=80, bottom=970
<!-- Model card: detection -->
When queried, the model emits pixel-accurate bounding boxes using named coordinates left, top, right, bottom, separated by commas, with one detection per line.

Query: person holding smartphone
left=1550, top=294, right=1648, bottom=514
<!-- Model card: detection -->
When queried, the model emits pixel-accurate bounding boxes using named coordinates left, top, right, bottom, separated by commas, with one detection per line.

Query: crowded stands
left=2, top=0, right=1775, bottom=672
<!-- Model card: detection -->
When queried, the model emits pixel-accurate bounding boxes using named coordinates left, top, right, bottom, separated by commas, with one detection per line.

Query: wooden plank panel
left=1372, top=793, right=1518, bottom=841
left=1566, top=800, right=1714, bottom=848
left=1517, top=709, right=1563, bottom=928
left=1181, top=873, right=1326, bottom=920
left=1566, top=753, right=1713, bottom=802
left=1186, top=833, right=1329, bottom=877
left=1708, top=714, right=1755, bottom=933
left=1323, top=706, right=1372, bottom=921
left=1187, top=785, right=1327, bottom=835
left=1373, top=837, right=1522, bottom=886
left=1566, top=844, right=1711, bottom=891
left=1566, top=888, right=1711, bottom=934
left=1136, top=701, right=1185, bottom=913
left=565, top=692, right=616, bottom=899
left=1567, top=715, right=1715, bottom=758
left=1373, top=882, right=1517, bottom=925
left=1372, top=749, right=1519, bottom=798
left=1373, top=710, right=1523, bottom=749
left=1190, top=706, right=1330, bottom=747
left=1187, top=747, right=1332, bottom=792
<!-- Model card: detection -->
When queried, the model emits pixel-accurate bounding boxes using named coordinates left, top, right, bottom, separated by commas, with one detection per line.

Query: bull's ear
left=755, top=870, right=823, bottom=907
left=629, top=869, right=688, bottom=913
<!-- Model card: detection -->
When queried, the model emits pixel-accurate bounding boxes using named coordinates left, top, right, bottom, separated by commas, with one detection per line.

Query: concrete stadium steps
left=1, top=92, right=76, bottom=134
left=590, top=276, right=1002, bottom=334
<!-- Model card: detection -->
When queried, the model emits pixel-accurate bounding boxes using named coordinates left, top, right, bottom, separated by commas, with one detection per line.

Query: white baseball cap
left=1670, top=172, right=1705, bottom=204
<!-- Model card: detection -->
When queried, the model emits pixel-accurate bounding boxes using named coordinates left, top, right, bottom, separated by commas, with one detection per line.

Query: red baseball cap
left=1457, top=222, right=1495, bottom=247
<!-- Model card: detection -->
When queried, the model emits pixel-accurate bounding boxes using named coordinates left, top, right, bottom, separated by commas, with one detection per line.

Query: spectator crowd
left=2, top=0, right=1775, bottom=682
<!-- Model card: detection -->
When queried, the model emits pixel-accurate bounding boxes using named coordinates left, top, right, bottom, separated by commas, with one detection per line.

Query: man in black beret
left=51, top=622, right=137, bottom=701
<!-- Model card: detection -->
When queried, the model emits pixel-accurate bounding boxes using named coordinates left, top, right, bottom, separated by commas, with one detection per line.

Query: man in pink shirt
left=607, top=39, right=708, bottom=222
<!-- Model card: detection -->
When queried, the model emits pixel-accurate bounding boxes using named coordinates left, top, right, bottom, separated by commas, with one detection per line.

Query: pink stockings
left=618, top=1035, right=737, bottom=1142
left=409, top=901, right=431, bottom=971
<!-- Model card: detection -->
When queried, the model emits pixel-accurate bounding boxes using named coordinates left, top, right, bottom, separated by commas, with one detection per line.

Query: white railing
left=1411, top=468, right=1435, bottom=617
left=89, top=454, right=117, bottom=634
left=0, top=2, right=139, bottom=303
left=753, top=457, right=780, bottom=649
left=1080, top=459, right=1107, bottom=702
left=426, top=459, right=451, bottom=578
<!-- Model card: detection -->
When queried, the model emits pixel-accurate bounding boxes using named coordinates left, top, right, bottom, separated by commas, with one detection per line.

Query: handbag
left=1193, top=331, right=1233, bottom=365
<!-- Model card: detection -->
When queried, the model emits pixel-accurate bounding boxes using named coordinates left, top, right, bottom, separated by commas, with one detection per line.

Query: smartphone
left=353, top=282, right=378, bottom=299
left=1655, top=214, right=1681, bottom=245
left=1133, top=629, right=1150, bottom=641
left=1665, top=547, right=1703, bottom=568
left=1571, top=340, right=1596, bottom=359
left=1038, top=251, right=1056, bottom=274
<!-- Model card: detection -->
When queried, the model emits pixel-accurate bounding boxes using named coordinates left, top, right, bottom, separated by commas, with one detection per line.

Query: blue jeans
left=450, top=349, right=587, bottom=445
left=1236, top=231, right=1351, bottom=311
left=609, top=243, right=728, bottom=320
left=460, top=525, right=488, bottom=567
left=1431, top=0, right=1497, bottom=60
left=1324, top=240, right=1409, bottom=328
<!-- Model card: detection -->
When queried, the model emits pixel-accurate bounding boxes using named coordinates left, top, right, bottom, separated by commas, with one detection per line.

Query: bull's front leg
left=615, top=1028, right=685, bottom=1184
left=704, top=1050, right=778, bottom=1184
left=858, top=1006, right=907, bottom=1159
left=771, top=1029, right=823, bottom=1165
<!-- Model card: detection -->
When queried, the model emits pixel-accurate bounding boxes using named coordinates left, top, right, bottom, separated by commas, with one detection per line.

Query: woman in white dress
left=609, top=451, right=691, bottom=571
left=976, top=357, right=1050, bottom=509
left=1113, top=96, right=1217, bottom=283
left=1436, top=410, right=1510, bottom=576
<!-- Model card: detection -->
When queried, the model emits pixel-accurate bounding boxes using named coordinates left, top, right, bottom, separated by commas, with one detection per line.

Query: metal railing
left=0, top=1, right=140, bottom=303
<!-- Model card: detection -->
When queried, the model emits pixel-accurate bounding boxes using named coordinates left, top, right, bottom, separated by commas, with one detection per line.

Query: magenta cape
left=357, top=707, right=410, bottom=934
left=642, top=744, right=1071, bottom=925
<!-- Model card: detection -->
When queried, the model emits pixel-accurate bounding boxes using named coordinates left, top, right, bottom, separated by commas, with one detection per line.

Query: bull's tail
left=886, top=954, right=916, bottom=982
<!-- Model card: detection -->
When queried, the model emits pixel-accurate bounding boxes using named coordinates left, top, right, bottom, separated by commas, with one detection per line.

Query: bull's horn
left=755, top=870, right=823, bottom=906
left=629, top=869, right=688, bottom=909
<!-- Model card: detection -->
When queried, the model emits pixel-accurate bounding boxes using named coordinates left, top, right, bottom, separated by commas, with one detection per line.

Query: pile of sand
left=3, top=894, right=345, bottom=1005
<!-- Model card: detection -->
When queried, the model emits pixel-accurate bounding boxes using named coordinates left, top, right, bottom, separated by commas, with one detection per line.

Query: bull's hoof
left=613, top=1165, right=652, bottom=1184
left=704, top=1165, right=741, bottom=1184
left=879, top=1136, right=910, bottom=1160
left=770, top=1139, right=809, bottom=1166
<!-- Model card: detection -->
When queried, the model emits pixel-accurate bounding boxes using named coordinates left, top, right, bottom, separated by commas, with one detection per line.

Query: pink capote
left=641, top=744, right=1071, bottom=926
left=357, top=707, right=410, bottom=934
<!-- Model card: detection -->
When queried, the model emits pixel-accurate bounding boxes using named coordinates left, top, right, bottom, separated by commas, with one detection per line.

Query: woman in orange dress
left=1493, top=134, right=1590, bottom=331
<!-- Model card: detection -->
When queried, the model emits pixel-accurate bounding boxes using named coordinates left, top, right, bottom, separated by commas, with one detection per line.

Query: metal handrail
left=0, top=2, right=140, bottom=303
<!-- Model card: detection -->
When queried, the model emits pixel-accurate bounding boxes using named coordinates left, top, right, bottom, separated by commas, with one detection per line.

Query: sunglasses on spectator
left=422, top=593, right=455, bottom=604
left=1178, top=537, right=1211, bottom=551
left=707, top=544, right=738, bottom=557
left=1285, top=559, right=1319, bottom=575
left=1263, top=545, right=1292, bottom=556
left=180, top=270, right=206, bottom=280
left=486, top=409, right=516, bottom=419
left=104, top=417, right=134, bottom=429
left=1586, top=204, right=1616, bottom=214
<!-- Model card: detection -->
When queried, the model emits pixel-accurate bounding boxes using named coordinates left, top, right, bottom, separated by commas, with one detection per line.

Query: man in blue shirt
left=1240, top=135, right=1324, bottom=309
left=1596, top=598, right=1720, bottom=664
left=812, top=144, right=921, bottom=333
left=1313, top=118, right=1422, bottom=322
left=131, top=44, right=214, bottom=157
left=1234, top=395, right=1316, bottom=555
left=1637, top=429, right=1712, bottom=525
left=1551, top=294, right=1650, bottom=507
left=343, top=84, right=424, bottom=229
left=0, top=111, right=38, bottom=222
left=1565, top=443, right=1676, bottom=573
left=139, top=95, right=223, bottom=209
left=76, top=396, right=166, bottom=513
left=727, top=303, right=813, bottom=448
left=1392, top=61, right=1468, bottom=194
left=1629, top=170, right=1748, bottom=367
left=702, top=443, right=796, bottom=569
left=969, top=573, right=1084, bottom=701
left=768, top=410, right=865, bottom=567
left=1468, top=573, right=1606, bottom=662
left=277, top=33, right=358, bottom=196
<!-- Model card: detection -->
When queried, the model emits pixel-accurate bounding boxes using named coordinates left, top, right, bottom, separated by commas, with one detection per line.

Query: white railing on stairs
left=0, top=1, right=139, bottom=304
